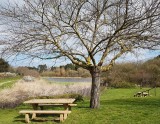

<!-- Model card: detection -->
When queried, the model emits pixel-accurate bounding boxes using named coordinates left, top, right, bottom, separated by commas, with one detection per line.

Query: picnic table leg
left=148, top=90, right=150, bottom=96
left=63, top=104, right=69, bottom=111
left=32, top=104, right=38, bottom=110
left=60, top=114, right=64, bottom=122
left=25, top=114, right=30, bottom=123
left=64, top=113, right=68, bottom=120
left=31, top=113, right=36, bottom=119
left=63, top=103, right=69, bottom=120
left=141, top=92, right=143, bottom=97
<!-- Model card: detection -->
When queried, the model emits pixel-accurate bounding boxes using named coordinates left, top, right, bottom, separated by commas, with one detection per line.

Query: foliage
left=102, top=55, right=160, bottom=88
left=41, top=67, right=90, bottom=77
left=0, top=58, right=10, bottom=72
left=17, top=67, right=39, bottom=78
left=38, top=64, right=47, bottom=73
left=36, top=94, right=84, bottom=102
left=110, top=81, right=136, bottom=88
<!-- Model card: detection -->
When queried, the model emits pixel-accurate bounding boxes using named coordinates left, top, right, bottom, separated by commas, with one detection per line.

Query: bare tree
left=0, top=0, right=159, bottom=108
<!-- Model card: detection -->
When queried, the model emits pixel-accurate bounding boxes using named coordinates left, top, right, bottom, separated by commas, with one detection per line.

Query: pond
left=44, top=77, right=92, bottom=83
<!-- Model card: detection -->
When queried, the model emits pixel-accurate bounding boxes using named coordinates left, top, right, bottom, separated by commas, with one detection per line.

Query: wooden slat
left=69, top=104, right=77, bottom=106
left=38, top=103, right=63, bottom=106
left=38, top=103, right=77, bottom=106
left=19, top=110, right=71, bottom=114
left=24, top=99, right=75, bottom=104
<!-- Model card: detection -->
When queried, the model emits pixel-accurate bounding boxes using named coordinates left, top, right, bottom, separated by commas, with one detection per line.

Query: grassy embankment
left=0, top=76, right=21, bottom=90
left=0, top=86, right=160, bottom=124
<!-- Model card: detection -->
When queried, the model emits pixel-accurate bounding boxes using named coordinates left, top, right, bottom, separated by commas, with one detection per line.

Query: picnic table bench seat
left=19, top=110, right=71, bottom=123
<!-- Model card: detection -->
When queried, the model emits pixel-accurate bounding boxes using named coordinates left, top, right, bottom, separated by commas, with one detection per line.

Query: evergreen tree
left=0, top=58, right=9, bottom=72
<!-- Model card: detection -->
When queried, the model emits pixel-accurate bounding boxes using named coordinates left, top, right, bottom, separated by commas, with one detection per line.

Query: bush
left=17, top=67, right=39, bottom=78
left=110, top=81, right=136, bottom=88
left=39, top=94, right=84, bottom=102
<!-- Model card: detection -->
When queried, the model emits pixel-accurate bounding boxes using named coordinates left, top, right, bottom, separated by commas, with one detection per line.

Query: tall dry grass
left=0, top=79, right=91, bottom=108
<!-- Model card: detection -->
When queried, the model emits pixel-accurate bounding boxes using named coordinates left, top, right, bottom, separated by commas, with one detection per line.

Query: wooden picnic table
left=24, top=98, right=75, bottom=110
left=21, top=98, right=76, bottom=123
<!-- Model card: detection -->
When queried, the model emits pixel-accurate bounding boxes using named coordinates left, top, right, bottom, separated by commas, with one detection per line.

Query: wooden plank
left=38, top=103, right=77, bottom=106
left=24, top=99, right=75, bottom=104
left=64, top=113, right=68, bottom=120
left=69, top=104, right=77, bottom=106
left=19, top=110, right=71, bottom=114
left=60, top=114, right=64, bottom=122
left=31, top=113, right=36, bottom=119
left=38, top=103, right=63, bottom=106
left=25, top=114, right=30, bottom=123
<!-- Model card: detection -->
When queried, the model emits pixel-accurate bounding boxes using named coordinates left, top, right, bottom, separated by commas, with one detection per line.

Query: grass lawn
left=0, top=76, right=21, bottom=90
left=0, top=88, right=160, bottom=124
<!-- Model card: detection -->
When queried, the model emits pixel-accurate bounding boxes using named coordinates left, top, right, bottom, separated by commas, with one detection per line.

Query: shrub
left=17, top=67, right=39, bottom=78
left=110, top=81, right=136, bottom=88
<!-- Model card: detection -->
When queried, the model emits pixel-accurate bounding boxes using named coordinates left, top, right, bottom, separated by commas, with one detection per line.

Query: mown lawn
left=0, top=88, right=160, bottom=124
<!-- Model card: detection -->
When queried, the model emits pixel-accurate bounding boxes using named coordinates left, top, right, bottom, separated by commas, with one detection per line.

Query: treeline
left=0, top=55, right=159, bottom=87
left=41, top=64, right=90, bottom=77
left=102, top=55, right=160, bottom=88
left=16, top=64, right=91, bottom=77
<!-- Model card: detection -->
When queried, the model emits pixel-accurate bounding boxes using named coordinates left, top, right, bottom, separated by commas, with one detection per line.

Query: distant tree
left=60, top=67, right=66, bottom=76
left=38, top=64, right=47, bottom=73
left=64, top=64, right=76, bottom=70
left=17, top=66, right=39, bottom=77
left=0, top=58, right=9, bottom=72
left=51, top=66, right=56, bottom=71
left=27, top=66, right=38, bottom=71
left=17, top=67, right=29, bottom=76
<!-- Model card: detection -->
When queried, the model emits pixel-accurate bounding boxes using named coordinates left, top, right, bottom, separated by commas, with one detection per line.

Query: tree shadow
left=14, top=114, right=61, bottom=123
left=100, top=98, right=160, bottom=107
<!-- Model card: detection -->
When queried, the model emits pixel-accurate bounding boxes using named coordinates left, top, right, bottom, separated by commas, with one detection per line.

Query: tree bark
left=90, top=67, right=101, bottom=109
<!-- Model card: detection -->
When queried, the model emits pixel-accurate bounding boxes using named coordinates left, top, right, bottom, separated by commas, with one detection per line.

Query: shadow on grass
left=101, top=97, right=160, bottom=107
left=14, top=114, right=61, bottom=123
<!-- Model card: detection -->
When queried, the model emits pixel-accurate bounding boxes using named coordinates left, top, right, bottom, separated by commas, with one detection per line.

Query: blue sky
left=0, top=0, right=159, bottom=68
left=7, top=49, right=160, bottom=68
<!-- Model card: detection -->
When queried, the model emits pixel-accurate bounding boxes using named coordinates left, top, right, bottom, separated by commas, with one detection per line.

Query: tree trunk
left=90, top=67, right=101, bottom=109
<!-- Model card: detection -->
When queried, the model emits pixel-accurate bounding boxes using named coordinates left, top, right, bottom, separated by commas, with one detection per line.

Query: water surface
left=45, top=77, right=92, bottom=83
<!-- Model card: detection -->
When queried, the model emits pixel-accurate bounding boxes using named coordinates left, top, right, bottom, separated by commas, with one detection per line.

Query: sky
left=0, top=0, right=159, bottom=68
left=6, top=49, right=160, bottom=68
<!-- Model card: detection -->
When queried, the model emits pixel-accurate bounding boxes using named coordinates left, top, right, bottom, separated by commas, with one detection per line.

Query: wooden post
left=25, top=114, right=30, bottom=123
left=59, top=114, right=64, bottom=122
left=64, top=113, right=68, bottom=120
left=63, top=104, right=69, bottom=110
left=31, top=113, right=36, bottom=119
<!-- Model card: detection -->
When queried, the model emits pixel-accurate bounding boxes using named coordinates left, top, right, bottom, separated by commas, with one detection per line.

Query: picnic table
left=24, top=98, right=75, bottom=110
left=134, top=88, right=153, bottom=97
left=20, top=98, right=76, bottom=123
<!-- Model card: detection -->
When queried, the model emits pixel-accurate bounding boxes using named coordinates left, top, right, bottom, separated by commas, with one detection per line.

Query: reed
left=0, top=79, right=91, bottom=108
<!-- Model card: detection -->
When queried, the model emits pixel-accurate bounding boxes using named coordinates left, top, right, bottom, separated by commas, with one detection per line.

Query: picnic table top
left=24, top=98, right=75, bottom=104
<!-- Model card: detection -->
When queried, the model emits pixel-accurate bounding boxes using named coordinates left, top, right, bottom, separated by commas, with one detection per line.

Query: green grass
left=0, top=88, right=160, bottom=124
left=0, top=76, right=21, bottom=90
